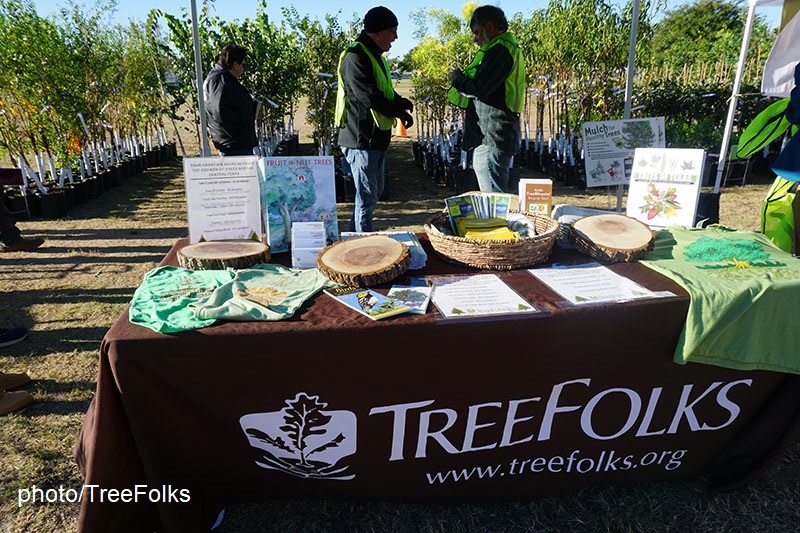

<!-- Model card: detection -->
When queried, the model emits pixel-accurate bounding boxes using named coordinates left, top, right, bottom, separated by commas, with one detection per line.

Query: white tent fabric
left=761, top=9, right=800, bottom=97
left=714, top=0, right=786, bottom=191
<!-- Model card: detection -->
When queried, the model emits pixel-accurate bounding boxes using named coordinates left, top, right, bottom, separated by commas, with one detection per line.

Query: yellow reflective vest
left=448, top=32, right=525, bottom=114
left=336, top=41, right=396, bottom=130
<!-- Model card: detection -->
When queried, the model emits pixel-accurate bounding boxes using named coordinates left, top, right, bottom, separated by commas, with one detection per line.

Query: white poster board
left=258, top=156, right=338, bottom=253
left=626, top=147, right=705, bottom=228
left=582, top=117, right=665, bottom=187
left=183, top=156, right=262, bottom=244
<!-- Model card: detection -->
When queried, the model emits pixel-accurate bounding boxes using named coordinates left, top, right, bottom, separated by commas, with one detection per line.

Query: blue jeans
left=343, top=147, right=385, bottom=232
left=473, top=144, right=513, bottom=193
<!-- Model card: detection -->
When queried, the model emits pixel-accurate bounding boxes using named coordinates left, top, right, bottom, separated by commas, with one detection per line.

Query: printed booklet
left=387, top=284, right=433, bottom=314
left=324, top=286, right=412, bottom=320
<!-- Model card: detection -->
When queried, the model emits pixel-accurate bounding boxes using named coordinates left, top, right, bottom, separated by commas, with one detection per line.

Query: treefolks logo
left=240, top=392, right=356, bottom=480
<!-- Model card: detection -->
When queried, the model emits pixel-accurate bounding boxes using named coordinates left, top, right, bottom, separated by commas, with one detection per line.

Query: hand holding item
left=399, top=96, right=413, bottom=113
left=448, top=68, right=463, bottom=83
left=400, top=112, right=414, bottom=129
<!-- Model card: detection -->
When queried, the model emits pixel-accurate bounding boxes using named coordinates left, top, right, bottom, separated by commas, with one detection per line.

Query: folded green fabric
left=641, top=225, right=800, bottom=374
left=193, top=263, right=337, bottom=321
left=129, top=266, right=236, bottom=333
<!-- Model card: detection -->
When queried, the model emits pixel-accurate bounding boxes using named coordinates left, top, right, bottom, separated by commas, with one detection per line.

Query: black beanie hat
left=364, top=6, right=398, bottom=33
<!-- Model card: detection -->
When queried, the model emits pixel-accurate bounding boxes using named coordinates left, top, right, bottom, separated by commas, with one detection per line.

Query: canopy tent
left=191, top=0, right=211, bottom=156
left=714, top=0, right=800, bottom=192
left=761, top=5, right=800, bottom=97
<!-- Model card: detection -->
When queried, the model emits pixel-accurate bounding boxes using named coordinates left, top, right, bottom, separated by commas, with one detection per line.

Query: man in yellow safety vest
left=448, top=5, right=525, bottom=193
left=336, top=6, right=414, bottom=232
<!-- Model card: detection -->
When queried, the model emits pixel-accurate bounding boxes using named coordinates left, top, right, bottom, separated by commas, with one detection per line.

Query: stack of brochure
left=444, top=192, right=515, bottom=238
left=340, top=231, right=427, bottom=270
left=291, top=221, right=327, bottom=269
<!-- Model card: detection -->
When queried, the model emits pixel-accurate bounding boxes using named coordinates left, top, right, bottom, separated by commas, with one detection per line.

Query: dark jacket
left=204, top=65, right=257, bottom=151
left=337, top=32, right=409, bottom=151
left=452, top=42, right=520, bottom=154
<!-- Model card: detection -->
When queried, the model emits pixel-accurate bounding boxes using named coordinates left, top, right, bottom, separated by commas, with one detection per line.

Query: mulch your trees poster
left=258, top=156, right=338, bottom=253
left=582, top=118, right=666, bottom=187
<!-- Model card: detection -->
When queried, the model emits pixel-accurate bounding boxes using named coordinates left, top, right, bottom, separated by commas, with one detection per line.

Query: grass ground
left=1, top=135, right=798, bottom=531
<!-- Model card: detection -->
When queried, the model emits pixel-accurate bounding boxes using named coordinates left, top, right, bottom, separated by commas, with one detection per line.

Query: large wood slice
left=568, top=214, right=655, bottom=263
left=178, top=240, right=270, bottom=270
left=317, top=235, right=411, bottom=287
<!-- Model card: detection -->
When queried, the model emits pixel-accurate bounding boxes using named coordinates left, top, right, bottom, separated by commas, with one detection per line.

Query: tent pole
left=618, top=0, right=640, bottom=211
left=191, top=0, right=211, bottom=157
left=715, top=1, right=758, bottom=193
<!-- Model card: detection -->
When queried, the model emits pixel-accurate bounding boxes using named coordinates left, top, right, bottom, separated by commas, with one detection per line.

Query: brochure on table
left=625, top=147, right=705, bottom=228
left=429, top=274, right=546, bottom=322
left=258, top=156, right=338, bottom=253
left=291, top=221, right=326, bottom=269
left=184, top=156, right=262, bottom=244
left=324, top=286, right=412, bottom=320
left=387, top=283, right=433, bottom=314
left=529, top=262, right=674, bottom=306
left=582, top=117, right=665, bottom=187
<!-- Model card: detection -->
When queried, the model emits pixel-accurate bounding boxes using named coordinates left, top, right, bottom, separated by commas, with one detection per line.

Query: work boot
left=0, top=328, right=28, bottom=348
left=0, top=390, right=33, bottom=415
left=0, top=237, right=44, bottom=252
left=0, top=371, right=31, bottom=390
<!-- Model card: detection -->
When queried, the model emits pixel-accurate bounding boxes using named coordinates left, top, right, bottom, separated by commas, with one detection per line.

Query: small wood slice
left=317, top=235, right=411, bottom=287
left=569, top=214, right=655, bottom=263
left=178, top=240, right=270, bottom=270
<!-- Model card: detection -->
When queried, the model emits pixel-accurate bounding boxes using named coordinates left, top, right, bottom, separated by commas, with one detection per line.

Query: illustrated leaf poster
left=626, top=147, right=705, bottom=228
left=258, top=156, right=338, bottom=253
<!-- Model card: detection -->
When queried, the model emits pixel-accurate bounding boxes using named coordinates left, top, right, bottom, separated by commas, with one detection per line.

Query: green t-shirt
left=193, top=264, right=337, bottom=321
left=129, top=266, right=236, bottom=333
left=641, top=225, right=800, bottom=373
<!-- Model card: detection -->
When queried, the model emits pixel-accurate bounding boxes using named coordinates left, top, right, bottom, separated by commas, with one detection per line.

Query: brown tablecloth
left=74, top=236, right=800, bottom=532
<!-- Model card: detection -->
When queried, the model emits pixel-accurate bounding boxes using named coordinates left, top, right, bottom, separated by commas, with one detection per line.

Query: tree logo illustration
left=240, top=392, right=357, bottom=480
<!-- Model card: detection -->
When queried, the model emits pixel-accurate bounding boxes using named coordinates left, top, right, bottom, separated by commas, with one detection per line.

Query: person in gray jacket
left=335, top=6, right=413, bottom=231
left=204, top=44, right=257, bottom=156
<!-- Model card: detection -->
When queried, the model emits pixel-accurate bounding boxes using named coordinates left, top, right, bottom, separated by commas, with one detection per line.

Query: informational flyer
left=529, top=262, right=671, bottom=305
left=626, top=147, right=705, bottom=228
left=259, top=156, right=338, bottom=253
left=582, top=117, right=665, bottom=187
left=429, top=274, right=545, bottom=321
left=183, top=156, right=262, bottom=244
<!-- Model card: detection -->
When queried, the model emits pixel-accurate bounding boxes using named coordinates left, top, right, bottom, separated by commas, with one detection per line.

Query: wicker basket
left=423, top=210, right=559, bottom=270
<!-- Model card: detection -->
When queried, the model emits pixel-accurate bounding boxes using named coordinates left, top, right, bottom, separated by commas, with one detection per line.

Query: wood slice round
left=568, top=214, right=655, bottom=263
left=178, top=240, right=270, bottom=270
left=317, top=235, right=411, bottom=287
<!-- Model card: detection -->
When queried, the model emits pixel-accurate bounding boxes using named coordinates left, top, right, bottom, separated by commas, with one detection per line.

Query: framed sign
left=184, top=156, right=262, bottom=244
left=582, top=118, right=666, bottom=187
left=626, top=148, right=705, bottom=228
left=258, top=156, right=338, bottom=253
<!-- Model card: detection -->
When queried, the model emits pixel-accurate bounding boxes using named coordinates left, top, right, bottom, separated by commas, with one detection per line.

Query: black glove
left=399, top=96, right=413, bottom=114
left=400, top=111, right=414, bottom=129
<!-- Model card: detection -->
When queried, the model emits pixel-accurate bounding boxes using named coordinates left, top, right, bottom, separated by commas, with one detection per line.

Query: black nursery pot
left=169, top=141, right=177, bottom=159
left=61, top=185, right=75, bottom=211
left=3, top=192, right=33, bottom=221
left=94, top=171, right=107, bottom=194
left=134, top=155, right=145, bottom=174
left=106, top=166, right=122, bottom=188
left=35, top=190, right=68, bottom=219
left=72, top=180, right=89, bottom=204
left=85, top=176, right=99, bottom=199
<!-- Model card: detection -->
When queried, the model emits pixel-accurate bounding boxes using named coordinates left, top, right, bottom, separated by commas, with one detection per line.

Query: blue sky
left=32, top=0, right=782, bottom=59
